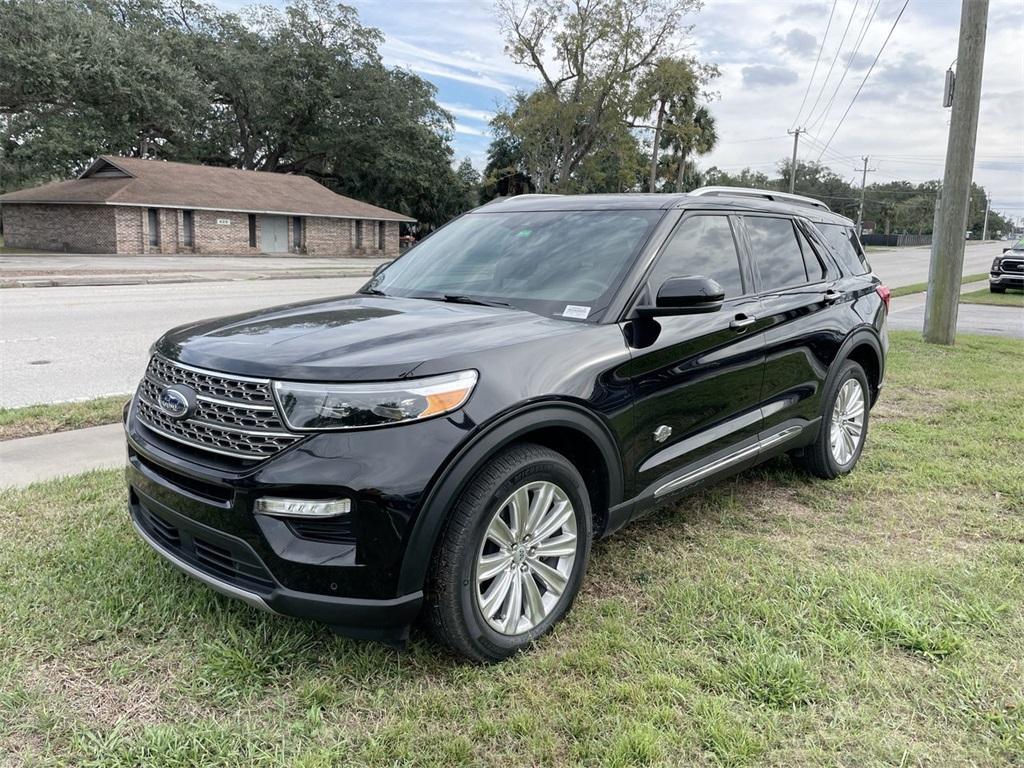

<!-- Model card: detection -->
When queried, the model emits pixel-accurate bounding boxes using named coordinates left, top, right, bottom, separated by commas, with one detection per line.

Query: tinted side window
left=745, top=216, right=807, bottom=291
left=796, top=226, right=827, bottom=281
left=650, top=215, right=745, bottom=299
left=819, top=223, right=871, bottom=275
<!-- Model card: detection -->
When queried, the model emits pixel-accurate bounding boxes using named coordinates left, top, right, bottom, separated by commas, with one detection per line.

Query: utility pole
left=856, top=156, right=876, bottom=238
left=981, top=197, right=990, bottom=240
left=924, top=0, right=989, bottom=346
left=787, top=128, right=802, bottom=193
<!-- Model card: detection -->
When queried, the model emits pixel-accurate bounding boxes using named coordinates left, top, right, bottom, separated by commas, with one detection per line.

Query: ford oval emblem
left=158, top=386, right=192, bottom=419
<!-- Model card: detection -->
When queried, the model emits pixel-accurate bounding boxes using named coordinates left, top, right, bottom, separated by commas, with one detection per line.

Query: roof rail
left=480, top=193, right=563, bottom=207
left=688, top=186, right=830, bottom=212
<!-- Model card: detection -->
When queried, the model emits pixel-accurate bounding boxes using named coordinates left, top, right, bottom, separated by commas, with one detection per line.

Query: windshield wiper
left=359, top=287, right=387, bottom=296
left=438, top=294, right=512, bottom=308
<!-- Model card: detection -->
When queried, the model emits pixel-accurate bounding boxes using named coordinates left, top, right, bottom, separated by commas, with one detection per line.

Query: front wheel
left=990, top=284, right=1006, bottom=294
left=794, top=360, right=870, bottom=479
left=426, top=443, right=593, bottom=662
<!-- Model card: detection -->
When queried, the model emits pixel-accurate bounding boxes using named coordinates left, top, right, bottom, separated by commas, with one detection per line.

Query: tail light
left=875, top=284, right=891, bottom=313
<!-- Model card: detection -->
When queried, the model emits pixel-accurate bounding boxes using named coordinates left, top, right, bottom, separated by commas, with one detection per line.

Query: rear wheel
left=794, top=360, right=870, bottom=479
left=990, top=284, right=1006, bottom=293
left=426, top=443, right=592, bottom=662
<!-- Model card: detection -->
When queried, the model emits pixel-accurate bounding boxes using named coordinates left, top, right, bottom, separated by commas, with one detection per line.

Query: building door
left=261, top=216, right=288, bottom=253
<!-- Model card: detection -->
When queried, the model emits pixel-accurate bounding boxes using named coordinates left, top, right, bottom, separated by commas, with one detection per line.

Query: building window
left=248, top=214, right=257, bottom=248
left=292, top=217, right=302, bottom=249
left=355, top=220, right=364, bottom=249
left=147, top=208, right=160, bottom=247
left=378, top=221, right=386, bottom=250
left=182, top=210, right=194, bottom=247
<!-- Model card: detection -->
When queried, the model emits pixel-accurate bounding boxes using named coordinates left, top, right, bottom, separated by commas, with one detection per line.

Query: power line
left=801, top=132, right=860, bottom=165
left=802, top=0, right=862, bottom=129
left=815, top=0, right=911, bottom=162
left=792, top=0, right=839, bottom=127
left=806, top=0, right=882, bottom=133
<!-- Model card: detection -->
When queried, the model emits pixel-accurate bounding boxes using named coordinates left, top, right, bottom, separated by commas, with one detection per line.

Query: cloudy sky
left=245, top=0, right=1024, bottom=220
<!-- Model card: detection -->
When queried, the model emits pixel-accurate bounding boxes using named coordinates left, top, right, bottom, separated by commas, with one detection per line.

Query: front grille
left=135, top=356, right=303, bottom=460
left=135, top=504, right=275, bottom=593
left=999, top=259, right=1024, bottom=273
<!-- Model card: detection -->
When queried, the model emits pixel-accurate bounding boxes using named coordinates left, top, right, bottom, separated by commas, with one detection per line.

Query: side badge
left=653, top=425, right=672, bottom=443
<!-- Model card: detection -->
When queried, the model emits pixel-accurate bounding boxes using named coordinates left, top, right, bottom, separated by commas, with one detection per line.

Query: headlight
left=992, top=257, right=1002, bottom=270
left=273, top=370, right=478, bottom=431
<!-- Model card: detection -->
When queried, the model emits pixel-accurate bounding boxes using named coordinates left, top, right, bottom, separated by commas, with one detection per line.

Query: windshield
left=365, top=209, right=664, bottom=321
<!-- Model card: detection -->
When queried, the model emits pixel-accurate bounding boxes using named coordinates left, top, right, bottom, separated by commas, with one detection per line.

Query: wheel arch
left=833, top=328, right=885, bottom=405
left=397, top=403, right=624, bottom=595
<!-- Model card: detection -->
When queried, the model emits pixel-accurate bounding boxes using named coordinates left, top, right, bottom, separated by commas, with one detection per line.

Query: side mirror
left=635, top=276, right=725, bottom=317
left=372, top=260, right=393, bottom=277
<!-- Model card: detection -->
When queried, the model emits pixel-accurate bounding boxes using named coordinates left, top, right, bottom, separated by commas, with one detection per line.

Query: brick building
left=0, top=156, right=414, bottom=256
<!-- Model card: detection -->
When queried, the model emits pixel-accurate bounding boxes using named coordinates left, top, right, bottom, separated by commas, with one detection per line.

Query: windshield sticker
left=562, top=305, right=591, bottom=320
left=515, top=229, right=533, bottom=238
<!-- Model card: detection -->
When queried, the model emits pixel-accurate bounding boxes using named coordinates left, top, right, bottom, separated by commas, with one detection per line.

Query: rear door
left=623, top=211, right=767, bottom=500
left=739, top=214, right=845, bottom=438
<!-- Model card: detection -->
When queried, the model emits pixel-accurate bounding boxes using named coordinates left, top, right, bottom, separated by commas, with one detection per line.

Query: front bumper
left=124, top=393, right=475, bottom=639
left=990, top=272, right=1024, bottom=287
left=129, top=487, right=422, bottom=639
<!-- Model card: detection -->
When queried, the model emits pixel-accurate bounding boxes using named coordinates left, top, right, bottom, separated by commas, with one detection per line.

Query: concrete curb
left=1, top=268, right=375, bottom=289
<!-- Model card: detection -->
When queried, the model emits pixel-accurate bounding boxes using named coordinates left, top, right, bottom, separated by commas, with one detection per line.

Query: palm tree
left=665, top=105, right=717, bottom=192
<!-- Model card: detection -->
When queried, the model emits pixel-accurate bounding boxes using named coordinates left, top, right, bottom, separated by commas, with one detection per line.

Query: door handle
left=824, top=289, right=842, bottom=304
left=730, top=314, right=756, bottom=331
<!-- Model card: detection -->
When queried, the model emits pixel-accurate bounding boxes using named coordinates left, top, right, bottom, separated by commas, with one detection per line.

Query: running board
left=653, top=426, right=804, bottom=498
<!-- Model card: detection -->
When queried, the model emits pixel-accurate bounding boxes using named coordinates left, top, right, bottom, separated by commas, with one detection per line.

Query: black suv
left=125, top=187, right=889, bottom=661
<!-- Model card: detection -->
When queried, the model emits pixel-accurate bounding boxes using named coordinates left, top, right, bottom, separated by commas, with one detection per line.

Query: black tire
left=990, top=284, right=1006, bottom=294
left=425, top=443, right=593, bottom=662
left=793, top=359, right=870, bottom=480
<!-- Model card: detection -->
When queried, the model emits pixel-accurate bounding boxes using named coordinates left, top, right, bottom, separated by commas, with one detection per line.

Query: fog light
left=254, top=497, right=351, bottom=518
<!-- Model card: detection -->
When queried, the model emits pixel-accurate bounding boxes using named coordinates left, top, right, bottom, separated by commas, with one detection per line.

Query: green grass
left=1, top=331, right=1022, bottom=767
left=959, top=287, right=1024, bottom=308
left=889, top=272, right=989, bottom=298
left=0, top=396, right=129, bottom=441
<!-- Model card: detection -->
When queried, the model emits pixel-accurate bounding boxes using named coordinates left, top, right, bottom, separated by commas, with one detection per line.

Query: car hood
left=155, top=294, right=588, bottom=381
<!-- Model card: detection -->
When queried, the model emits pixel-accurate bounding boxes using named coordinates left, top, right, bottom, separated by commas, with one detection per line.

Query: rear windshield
left=818, top=223, right=871, bottom=276
left=366, top=210, right=663, bottom=321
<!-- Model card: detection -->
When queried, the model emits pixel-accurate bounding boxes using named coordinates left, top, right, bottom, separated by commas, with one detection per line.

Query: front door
left=623, top=212, right=767, bottom=502
left=261, top=215, right=288, bottom=253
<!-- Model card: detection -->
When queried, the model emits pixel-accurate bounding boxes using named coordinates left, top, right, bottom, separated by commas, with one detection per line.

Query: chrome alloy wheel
left=474, top=480, right=578, bottom=635
left=830, top=378, right=866, bottom=465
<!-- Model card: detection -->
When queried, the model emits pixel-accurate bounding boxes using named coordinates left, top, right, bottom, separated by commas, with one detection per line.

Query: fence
left=861, top=233, right=932, bottom=247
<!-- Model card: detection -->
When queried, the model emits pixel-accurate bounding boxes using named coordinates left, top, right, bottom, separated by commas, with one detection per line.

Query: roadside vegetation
left=0, top=396, right=128, bottom=441
left=1, top=331, right=1022, bottom=766
left=959, top=287, right=1024, bottom=308
left=888, top=272, right=988, bottom=298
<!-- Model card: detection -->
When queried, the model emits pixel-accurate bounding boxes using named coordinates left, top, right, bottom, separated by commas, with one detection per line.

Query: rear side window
left=796, top=226, right=828, bottom=281
left=744, top=216, right=807, bottom=291
left=649, top=215, right=745, bottom=299
left=818, top=223, right=871, bottom=275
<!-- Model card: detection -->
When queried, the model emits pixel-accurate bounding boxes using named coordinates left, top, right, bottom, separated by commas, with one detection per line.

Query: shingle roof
left=0, top=156, right=415, bottom=222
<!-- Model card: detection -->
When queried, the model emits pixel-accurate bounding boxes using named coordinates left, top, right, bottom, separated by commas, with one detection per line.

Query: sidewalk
left=0, top=252, right=386, bottom=288
left=0, top=424, right=125, bottom=488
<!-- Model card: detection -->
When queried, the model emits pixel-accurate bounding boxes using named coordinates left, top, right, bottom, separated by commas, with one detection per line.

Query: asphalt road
left=1, top=277, right=365, bottom=407
left=0, top=241, right=1016, bottom=407
left=866, top=240, right=1002, bottom=288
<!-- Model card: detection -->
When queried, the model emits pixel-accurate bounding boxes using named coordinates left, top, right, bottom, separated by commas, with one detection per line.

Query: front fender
left=396, top=402, right=625, bottom=595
